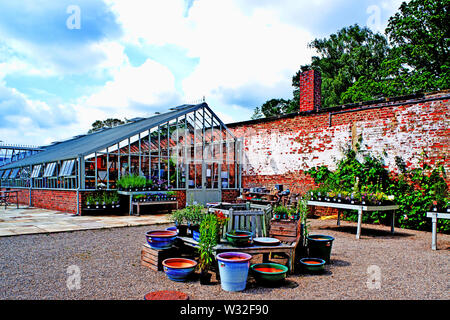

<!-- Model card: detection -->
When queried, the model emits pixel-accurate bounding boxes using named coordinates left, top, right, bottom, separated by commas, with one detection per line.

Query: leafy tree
left=384, top=0, right=450, bottom=92
left=88, top=118, right=126, bottom=133
left=300, top=24, right=390, bottom=108
left=252, top=0, right=449, bottom=117
left=259, top=98, right=296, bottom=118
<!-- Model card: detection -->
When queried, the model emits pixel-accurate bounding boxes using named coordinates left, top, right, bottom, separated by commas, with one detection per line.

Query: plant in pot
left=198, top=213, right=219, bottom=285
left=186, top=204, right=204, bottom=240
left=85, top=194, right=94, bottom=209
left=111, top=192, right=119, bottom=209
left=170, top=209, right=188, bottom=236
left=273, top=205, right=289, bottom=220
left=297, top=197, right=310, bottom=259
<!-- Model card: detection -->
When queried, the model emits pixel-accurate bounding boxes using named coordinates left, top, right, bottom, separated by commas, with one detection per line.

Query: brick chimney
left=299, top=69, right=321, bottom=112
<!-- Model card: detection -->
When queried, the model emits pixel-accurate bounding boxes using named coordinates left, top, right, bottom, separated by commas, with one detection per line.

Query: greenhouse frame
left=0, top=103, right=242, bottom=211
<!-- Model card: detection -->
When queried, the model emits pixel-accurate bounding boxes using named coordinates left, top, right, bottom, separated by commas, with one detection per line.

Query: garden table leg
left=391, top=210, right=395, bottom=234
left=431, top=213, right=437, bottom=250
left=129, top=195, right=133, bottom=215
left=356, top=208, right=363, bottom=239
left=337, top=209, right=341, bottom=226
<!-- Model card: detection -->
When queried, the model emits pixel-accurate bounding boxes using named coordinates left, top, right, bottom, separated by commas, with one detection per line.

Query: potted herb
left=198, top=213, right=219, bottom=285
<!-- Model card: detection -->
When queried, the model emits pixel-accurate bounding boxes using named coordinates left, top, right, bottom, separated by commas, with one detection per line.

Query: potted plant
left=297, top=197, right=310, bottom=259
left=110, top=192, right=119, bottom=209
left=186, top=204, right=204, bottom=239
left=85, top=194, right=94, bottom=209
left=170, top=209, right=188, bottom=236
left=198, top=213, right=219, bottom=285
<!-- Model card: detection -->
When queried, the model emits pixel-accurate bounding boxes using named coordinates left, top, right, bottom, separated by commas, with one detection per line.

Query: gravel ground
left=0, top=218, right=448, bottom=300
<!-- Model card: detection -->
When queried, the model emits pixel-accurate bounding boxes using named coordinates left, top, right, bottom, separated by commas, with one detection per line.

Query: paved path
left=0, top=206, right=171, bottom=237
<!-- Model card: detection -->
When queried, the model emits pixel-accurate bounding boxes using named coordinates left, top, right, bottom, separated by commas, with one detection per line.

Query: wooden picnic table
left=0, top=190, right=19, bottom=209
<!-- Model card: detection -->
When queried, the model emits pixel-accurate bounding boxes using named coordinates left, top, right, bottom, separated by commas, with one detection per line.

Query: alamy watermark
left=366, top=265, right=381, bottom=290
left=66, top=265, right=81, bottom=290
left=66, top=5, right=81, bottom=30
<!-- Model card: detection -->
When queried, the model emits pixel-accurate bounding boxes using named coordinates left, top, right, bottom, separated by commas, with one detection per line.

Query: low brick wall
left=221, top=189, right=240, bottom=203
left=1, top=188, right=79, bottom=213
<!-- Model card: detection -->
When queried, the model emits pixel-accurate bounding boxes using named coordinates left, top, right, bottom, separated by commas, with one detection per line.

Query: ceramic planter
left=226, top=230, right=252, bottom=247
left=175, top=223, right=188, bottom=237
left=162, top=258, right=197, bottom=282
left=307, top=234, right=335, bottom=264
left=299, top=258, right=326, bottom=273
left=145, top=230, right=177, bottom=250
left=250, top=263, right=288, bottom=285
left=217, top=252, right=252, bottom=292
left=199, top=270, right=212, bottom=285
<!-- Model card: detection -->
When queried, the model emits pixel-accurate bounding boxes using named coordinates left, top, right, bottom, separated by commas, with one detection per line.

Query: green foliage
left=170, top=209, right=187, bottom=225
left=307, top=146, right=449, bottom=233
left=297, top=197, right=310, bottom=239
left=117, top=174, right=148, bottom=189
left=184, top=203, right=205, bottom=225
left=88, top=118, right=126, bottom=134
left=198, top=213, right=219, bottom=272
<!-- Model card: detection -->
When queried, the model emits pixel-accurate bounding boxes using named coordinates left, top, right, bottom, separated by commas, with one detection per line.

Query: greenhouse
left=0, top=102, right=242, bottom=208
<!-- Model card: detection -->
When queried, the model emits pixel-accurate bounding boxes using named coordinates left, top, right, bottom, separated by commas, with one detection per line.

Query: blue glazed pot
left=192, top=230, right=200, bottom=241
left=217, top=252, right=252, bottom=292
left=162, top=258, right=197, bottom=282
left=145, top=230, right=177, bottom=250
left=166, top=226, right=178, bottom=232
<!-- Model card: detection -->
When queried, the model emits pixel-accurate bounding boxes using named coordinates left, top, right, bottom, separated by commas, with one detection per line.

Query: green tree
left=384, top=0, right=450, bottom=92
left=88, top=118, right=126, bottom=133
left=259, top=98, right=296, bottom=118
left=300, top=24, right=390, bottom=108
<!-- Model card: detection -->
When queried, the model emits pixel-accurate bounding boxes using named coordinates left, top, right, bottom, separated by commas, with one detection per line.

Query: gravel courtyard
left=0, top=218, right=448, bottom=300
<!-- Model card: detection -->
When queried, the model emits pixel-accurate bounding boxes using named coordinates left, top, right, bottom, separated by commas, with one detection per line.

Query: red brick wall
left=221, top=189, right=240, bottom=203
left=228, top=91, right=450, bottom=196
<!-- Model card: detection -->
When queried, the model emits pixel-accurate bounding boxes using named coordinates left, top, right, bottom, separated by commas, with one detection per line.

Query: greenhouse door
left=186, top=161, right=221, bottom=205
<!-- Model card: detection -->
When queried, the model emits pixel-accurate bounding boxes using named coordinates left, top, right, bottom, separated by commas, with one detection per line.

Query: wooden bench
left=132, top=200, right=178, bottom=215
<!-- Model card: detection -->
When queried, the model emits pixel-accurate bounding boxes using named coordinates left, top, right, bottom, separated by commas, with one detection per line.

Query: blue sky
left=0, top=0, right=405, bottom=146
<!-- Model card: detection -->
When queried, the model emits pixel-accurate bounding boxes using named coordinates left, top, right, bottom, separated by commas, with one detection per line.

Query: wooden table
left=307, top=200, right=399, bottom=239
left=0, top=190, right=19, bottom=209
left=426, top=211, right=450, bottom=250
left=178, top=236, right=298, bottom=274
left=117, top=191, right=178, bottom=215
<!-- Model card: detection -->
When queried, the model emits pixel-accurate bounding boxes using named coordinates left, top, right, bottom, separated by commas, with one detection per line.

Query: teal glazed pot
left=217, top=252, right=252, bottom=292
left=250, top=263, right=288, bottom=285
left=226, top=230, right=252, bottom=247
left=299, top=258, right=326, bottom=273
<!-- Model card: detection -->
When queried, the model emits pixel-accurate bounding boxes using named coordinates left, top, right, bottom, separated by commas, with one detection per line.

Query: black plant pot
left=200, top=271, right=212, bottom=285
left=176, top=224, right=188, bottom=237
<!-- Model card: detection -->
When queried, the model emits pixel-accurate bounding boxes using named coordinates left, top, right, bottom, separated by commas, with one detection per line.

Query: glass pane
left=43, top=162, right=56, bottom=177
